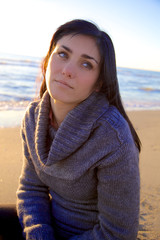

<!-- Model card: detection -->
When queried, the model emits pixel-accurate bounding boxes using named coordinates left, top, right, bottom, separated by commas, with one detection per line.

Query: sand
left=0, top=110, right=160, bottom=239
left=128, top=111, right=160, bottom=240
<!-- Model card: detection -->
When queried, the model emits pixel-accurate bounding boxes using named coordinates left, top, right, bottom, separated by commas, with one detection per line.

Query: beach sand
left=0, top=110, right=160, bottom=239
left=128, top=111, right=160, bottom=240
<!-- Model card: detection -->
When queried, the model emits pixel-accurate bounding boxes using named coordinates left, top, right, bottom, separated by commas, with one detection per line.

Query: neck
left=50, top=98, right=77, bottom=128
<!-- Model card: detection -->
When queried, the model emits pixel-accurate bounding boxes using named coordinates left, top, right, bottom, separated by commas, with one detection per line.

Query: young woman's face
left=46, top=34, right=101, bottom=107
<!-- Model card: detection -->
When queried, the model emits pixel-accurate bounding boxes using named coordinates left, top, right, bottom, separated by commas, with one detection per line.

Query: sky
left=0, top=0, right=160, bottom=72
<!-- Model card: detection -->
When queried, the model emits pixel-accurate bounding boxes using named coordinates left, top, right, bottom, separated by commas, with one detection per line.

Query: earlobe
left=95, top=80, right=102, bottom=92
left=95, top=88, right=100, bottom=92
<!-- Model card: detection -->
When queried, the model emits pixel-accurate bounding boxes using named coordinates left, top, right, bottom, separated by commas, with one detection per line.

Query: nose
left=62, top=62, right=75, bottom=79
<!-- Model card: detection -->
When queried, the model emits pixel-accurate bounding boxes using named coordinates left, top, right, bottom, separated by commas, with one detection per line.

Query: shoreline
left=0, top=108, right=160, bottom=128
left=0, top=110, right=160, bottom=239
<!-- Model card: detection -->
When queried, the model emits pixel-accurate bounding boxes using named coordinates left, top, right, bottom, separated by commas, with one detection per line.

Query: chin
left=49, top=91, right=72, bottom=104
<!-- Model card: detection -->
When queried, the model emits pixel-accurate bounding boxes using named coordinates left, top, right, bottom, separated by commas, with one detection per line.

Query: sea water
left=0, top=53, right=160, bottom=127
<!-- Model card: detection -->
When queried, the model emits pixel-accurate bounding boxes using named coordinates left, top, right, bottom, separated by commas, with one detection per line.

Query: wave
left=139, top=87, right=160, bottom=93
left=0, top=52, right=42, bottom=69
left=0, top=100, right=31, bottom=111
left=0, top=57, right=41, bottom=68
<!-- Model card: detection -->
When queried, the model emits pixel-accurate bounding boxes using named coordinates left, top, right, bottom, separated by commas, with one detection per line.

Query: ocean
left=0, top=53, right=160, bottom=127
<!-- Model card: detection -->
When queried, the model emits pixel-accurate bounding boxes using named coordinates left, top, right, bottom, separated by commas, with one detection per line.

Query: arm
left=16, top=130, right=55, bottom=240
left=70, top=142, right=140, bottom=240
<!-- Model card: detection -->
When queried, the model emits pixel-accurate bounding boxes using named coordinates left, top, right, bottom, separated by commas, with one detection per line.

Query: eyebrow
left=61, top=45, right=99, bottom=64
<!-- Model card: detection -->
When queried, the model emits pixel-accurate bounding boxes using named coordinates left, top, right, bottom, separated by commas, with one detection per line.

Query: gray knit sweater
left=16, top=91, right=140, bottom=240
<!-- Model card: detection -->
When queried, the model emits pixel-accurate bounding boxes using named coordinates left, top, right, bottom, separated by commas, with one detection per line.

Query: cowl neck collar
left=35, top=91, right=109, bottom=169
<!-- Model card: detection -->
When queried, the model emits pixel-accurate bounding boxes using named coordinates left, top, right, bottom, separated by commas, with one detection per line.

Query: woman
left=16, top=19, right=141, bottom=240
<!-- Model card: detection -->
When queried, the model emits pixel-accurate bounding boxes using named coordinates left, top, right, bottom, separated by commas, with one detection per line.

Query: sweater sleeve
left=69, top=142, right=140, bottom=240
left=16, top=129, right=55, bottom=240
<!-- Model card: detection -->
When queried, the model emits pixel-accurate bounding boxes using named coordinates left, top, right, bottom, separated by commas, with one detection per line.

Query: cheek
left=79, top=72, right=99, bottom=90
left=46, top=56, right=60, bottom=80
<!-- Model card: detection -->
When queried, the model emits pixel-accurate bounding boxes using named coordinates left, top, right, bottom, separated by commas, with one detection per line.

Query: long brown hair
left=40, top=19, right=141, bottom=152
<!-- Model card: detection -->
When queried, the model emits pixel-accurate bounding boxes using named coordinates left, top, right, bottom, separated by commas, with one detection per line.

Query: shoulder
left=21, top=99, right=41, bottom=139
left=21, top=91, right=50, bottom=138
left=96, top=105, right=134, bottom=147
left=94, top=106, right=139, bottom=169
left=23, top=99, right=40, bottom=126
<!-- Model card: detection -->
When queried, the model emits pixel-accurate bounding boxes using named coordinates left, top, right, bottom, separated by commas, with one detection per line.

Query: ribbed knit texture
left=16, top=91, right=140, bottom=240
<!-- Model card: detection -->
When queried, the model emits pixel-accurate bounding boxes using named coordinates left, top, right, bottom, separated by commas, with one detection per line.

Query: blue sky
left=0, top=0, right=160, bottom=71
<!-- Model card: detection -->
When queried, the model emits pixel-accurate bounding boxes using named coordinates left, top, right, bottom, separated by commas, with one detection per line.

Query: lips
left=55, top=80, right=73, bottom=89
